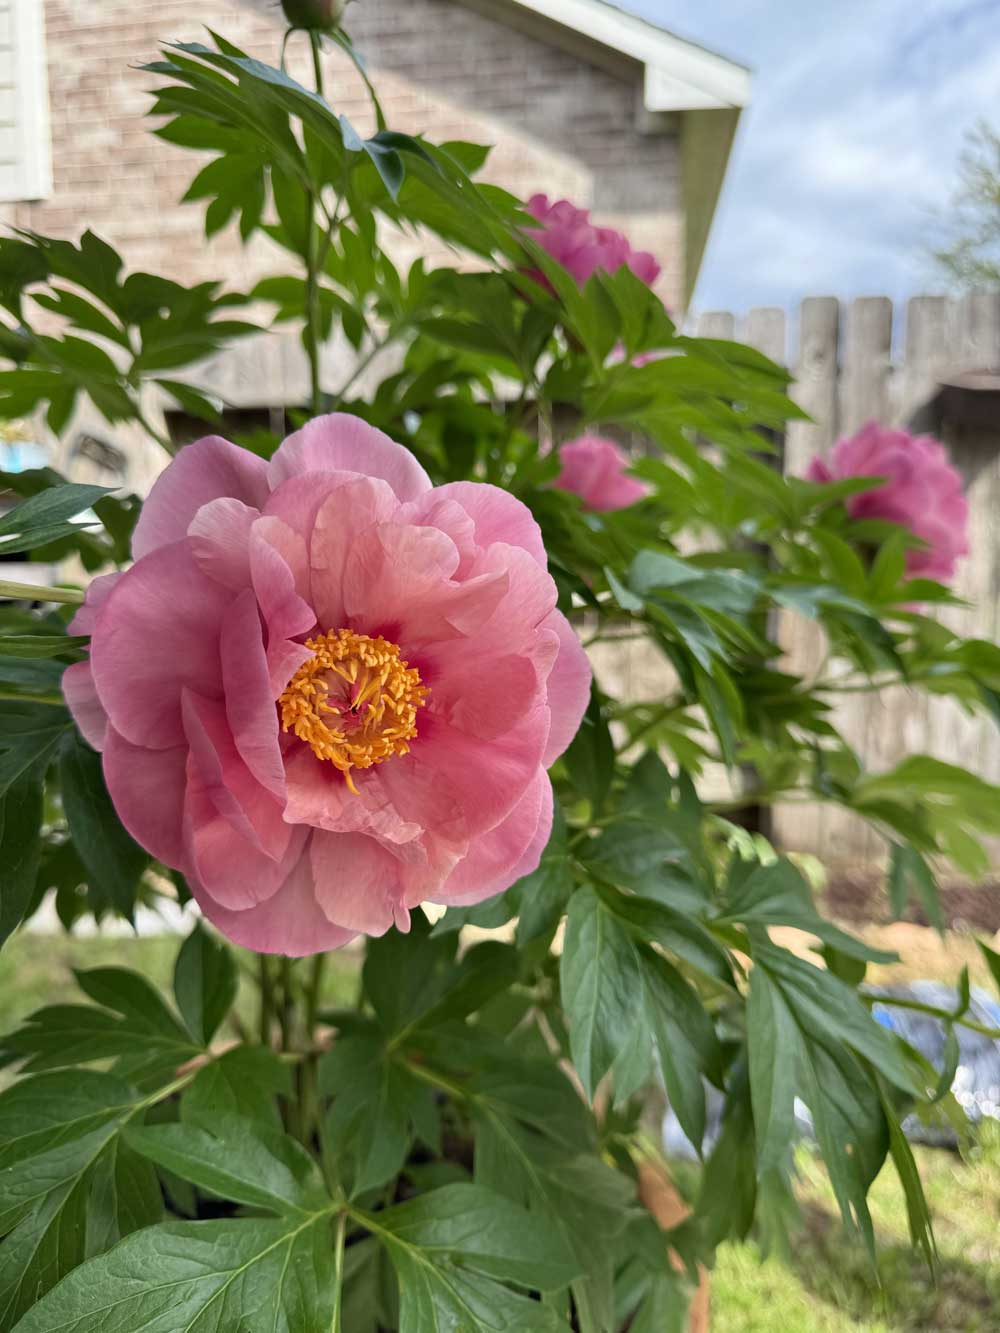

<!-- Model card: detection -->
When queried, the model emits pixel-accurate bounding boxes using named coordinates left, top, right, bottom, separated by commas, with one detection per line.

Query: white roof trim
left=493, top=0, right=751, bottom=112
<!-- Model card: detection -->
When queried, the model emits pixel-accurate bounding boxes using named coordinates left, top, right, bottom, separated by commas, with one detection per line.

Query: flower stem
left=331, top=1210, right=347, bottom=1332
left=303, top=31, right=326, bottom=418
left=0, top=579, right=84, bottom=605
left=305, top=953, right=326, bottom=1035
left=258, top=955, right=275, bottom=1046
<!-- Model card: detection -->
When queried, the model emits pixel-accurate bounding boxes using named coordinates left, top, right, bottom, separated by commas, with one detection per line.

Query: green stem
left=259, top=956, right=275, bottom=1046
left=305, top=953, right=327, bottom=1037
left=868, top=993, right=1000, bottom=1040
left=0, top=578, right=84, bottom=605
left=330, top=1210, right=347, bottom=1333
left=279, top=956, right=295, bottom=1051
left=309, top=29, right=325, bottom=95
left=329, top=330, right=399, bottom=412
left=304, top=218, right=324, bottom=417
left=302, top=30, right=326, bottom=418
left=137, top=409, right=178, bottom=455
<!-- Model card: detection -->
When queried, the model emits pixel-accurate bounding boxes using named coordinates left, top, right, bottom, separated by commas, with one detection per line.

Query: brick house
left=0, top=0, right=749, bottom=489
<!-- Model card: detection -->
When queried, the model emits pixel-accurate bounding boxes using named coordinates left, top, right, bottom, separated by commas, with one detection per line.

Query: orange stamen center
left=278, top=629, right=428, bottom=795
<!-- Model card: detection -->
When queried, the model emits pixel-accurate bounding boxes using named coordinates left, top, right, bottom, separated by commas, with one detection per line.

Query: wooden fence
left=694, top=291, right=1000, bottom=862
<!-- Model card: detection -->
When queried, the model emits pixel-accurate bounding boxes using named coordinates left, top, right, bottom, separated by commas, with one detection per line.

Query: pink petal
left=63, top=661, right=108, bottom=750
left=308, top=475, right=399, bottom=631
left=433, top=769, right=553, bottom=906
left=102, top=726, right=187, bottom=869
left=310, top=830, right=411, bottom=935
left=283, top=745, right=424, bottom=853
left=219, top=590, right=287, bottom=798
left=183, top=756, right=306, bottom=912
left=132, top=435, right=269, bottom=560
left=540, top=610, right=592, bottom=764
left=248, top=521, right=316, bottom=693
left=268, top=413, right=430, bottom=501
left=182, top=689, right=292, bottom=862
left=189, top=838, right=356, bottom=957
left=432, top=481, right=548, bottom=569
left=90, top=542, right=231, bottom=750
left=68, top=572, right=121, bottom=635
left=188, top=497, right=258, bottom=591
left=342, top=522, right=509, bottom=645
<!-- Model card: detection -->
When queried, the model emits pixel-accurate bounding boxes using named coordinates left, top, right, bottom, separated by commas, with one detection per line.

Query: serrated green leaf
left=12, top=1215, right=337, bottom=1332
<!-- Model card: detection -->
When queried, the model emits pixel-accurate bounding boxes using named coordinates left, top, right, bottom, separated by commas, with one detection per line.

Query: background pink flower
left=807, top=421, right=969, bottom=583
left=63, top=415, right=591, bottom=956
left=525, top=194, right=661, bottom=289
left=554, top=435, right=650, bottom=512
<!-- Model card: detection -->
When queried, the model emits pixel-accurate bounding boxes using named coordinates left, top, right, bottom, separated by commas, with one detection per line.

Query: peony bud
left=281, top=0, right=347, bottom=32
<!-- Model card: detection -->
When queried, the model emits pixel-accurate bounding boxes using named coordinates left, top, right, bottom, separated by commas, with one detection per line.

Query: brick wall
left=14, top=0, right=682, bottom=305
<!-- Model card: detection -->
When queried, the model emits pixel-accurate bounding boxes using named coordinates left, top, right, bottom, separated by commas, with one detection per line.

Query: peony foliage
left=0, top=20, right=998, bottom=1333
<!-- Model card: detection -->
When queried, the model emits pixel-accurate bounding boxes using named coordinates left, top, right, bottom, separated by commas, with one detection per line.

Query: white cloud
left=618, top=1, right=1000, bottom=312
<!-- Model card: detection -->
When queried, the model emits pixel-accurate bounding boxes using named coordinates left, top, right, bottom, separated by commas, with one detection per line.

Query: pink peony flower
left=554, top=435, right=650, bottom=512
left=63, top=414, right=591, bottom=956
left=525, top=194, right=661, bottom=289
left=807, top=421, right=969, bottom=583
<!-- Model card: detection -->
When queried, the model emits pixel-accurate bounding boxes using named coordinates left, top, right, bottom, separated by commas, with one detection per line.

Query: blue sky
left=618, top=1, right=1000, bottom=314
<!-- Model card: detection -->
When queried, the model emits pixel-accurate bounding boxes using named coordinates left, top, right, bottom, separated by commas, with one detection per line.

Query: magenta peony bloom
left=525, top=194, right=661, bottom=289
left=807, top=421, right=969, bottom=583
left=63, top=415, right=591, bottom=955
left=554, top=435, right=650, bottom=512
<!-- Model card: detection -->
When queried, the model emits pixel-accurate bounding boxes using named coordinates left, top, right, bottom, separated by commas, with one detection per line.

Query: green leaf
left=640, top=945, right=722, bottom=1151
left=320, top=1035, right=433, bottom=1196
left=58, top=732, right=149, bottom=921
left=719, top=857, right=898, bottom=962
left=172, top=922, right=238, bottom=1044
left=369, top=1183, right=580, bottom=1290
left=978, top=939, right=1000, bottom=999
left=182, top=1044, right=291, bottom=1127
left=12, top=1216, right=337, bottom=1332
left=560, top=885, right=643, bottom=1100
left=2, top=969, right=200, bottom=1077
left=563, top=683, right=614, bottom=814
left=0, top=772, right=43, bottom=948
left=591, top=880, right=734, bottom=987
left=0, top=1069, right=160, bottom=1322
left=125, top=1114, right=327, bottom=1216
left=747, top=963, right=803, bottom=1173
left=371, top=1184, right=575, bottom=1333
left=0, top=483, right=109, bottom=555
left=581, top=817, right=707, bottom=912
left=750, top=936, right=918, bottom=1096
left=888, top=843, right=943, bottom=932
left=0, top=702, right=71, bottom=802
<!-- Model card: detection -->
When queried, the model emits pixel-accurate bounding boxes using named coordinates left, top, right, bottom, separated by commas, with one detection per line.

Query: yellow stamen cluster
left=279, top=629, right=428, bottom=795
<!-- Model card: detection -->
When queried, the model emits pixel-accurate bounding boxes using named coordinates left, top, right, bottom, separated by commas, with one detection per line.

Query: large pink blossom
left=63, top=414, right=591, bottom=956
left=807, top=421, right=969, bottom=583
left=555, top=435, right=650, bottom=512
left=525, top=194, right=661, bottom=289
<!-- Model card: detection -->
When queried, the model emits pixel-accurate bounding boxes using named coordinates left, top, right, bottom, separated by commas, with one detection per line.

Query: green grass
left=702, top=1129, right=1000, bottom=1332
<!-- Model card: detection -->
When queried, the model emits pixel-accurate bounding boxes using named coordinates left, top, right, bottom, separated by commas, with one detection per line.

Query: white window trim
left=0, top=0, right=52, bottom=202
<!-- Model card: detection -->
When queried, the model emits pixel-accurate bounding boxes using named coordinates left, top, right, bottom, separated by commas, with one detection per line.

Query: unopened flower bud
left=281, top=0, right=347, bottom=32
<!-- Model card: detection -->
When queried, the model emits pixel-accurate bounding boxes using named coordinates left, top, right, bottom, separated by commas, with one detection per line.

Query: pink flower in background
left=63, top=414, right=590, bottom=956
left=555, top=435, right=650, bottom=512
left=525, top=194, right=661, bottom=289
left=807, top=421, right=969, bottom=583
